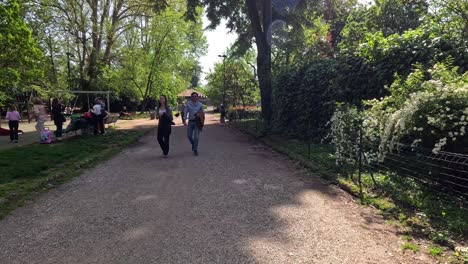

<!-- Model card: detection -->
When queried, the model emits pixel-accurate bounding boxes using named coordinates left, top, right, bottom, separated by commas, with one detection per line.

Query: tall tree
left=186, top=0, right=273, bottom=125
left=368, top=0, right=428, bottom=36
left=0, top=0, right=43, bottom=105
left=431, top=0, right=468, bottom=40
left=117, top=4, right=206, bottom=110
left=206, top=50, right=259, bottom=107
left=36, top=0, right=160, bottom=90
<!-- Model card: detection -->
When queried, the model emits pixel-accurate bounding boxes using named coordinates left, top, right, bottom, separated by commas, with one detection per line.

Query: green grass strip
left=0, top=130, right=144, bottom=219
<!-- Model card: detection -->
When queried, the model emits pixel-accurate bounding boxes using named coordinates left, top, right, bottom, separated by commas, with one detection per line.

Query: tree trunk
left=102, top=0, right=123, bottom=65
left=88, top=0, right=100, bottom=88
left=257, top=45, right=271, bottom=125
left=246, top=0, right=272, bottom=127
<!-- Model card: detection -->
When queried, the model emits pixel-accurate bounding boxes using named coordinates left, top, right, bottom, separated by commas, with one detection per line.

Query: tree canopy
left=0, top=0, right=206, bottom=111
left=0, top=0, right=43, bottom=106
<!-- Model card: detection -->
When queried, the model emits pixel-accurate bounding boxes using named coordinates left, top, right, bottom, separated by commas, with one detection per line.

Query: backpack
left=40, top=127, right=53, bottom=144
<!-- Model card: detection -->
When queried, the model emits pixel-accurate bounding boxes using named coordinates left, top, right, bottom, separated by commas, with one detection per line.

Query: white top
left=33, top=105, right=48, bottom=120
left=92, top=104, right=102, bottom=115
left=158, top=108, right=166, bottom=116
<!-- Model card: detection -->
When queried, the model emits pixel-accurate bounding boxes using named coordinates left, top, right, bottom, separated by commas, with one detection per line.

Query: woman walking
left=156, top=95, right=174, bottom=157
left=32, top=97, right=47, bottom=138
left=5, top=105, right=21, bottom=143
left=52, top=98, right=65, bottom=141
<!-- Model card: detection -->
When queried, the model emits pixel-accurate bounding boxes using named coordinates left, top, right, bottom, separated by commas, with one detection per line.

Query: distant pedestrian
left=177, top=102, right=185, bottom=123
left=32, top=97, right=48, bottom=138
left=51, top=98, right=66, bottom=141
left=182, top=92, right=204, bottom=156
left=156, top=95, right=174, bottom=157
left=98, top=97, right=107, bottom=117
left=5, top=105, right=21, bottom=143
left=91, top=98, right=105, bottom=135
left=220, top=104, right=226, bottom=124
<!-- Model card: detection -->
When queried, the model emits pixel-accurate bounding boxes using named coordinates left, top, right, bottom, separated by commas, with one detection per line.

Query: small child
left=6, top=105, right=21, bottom=143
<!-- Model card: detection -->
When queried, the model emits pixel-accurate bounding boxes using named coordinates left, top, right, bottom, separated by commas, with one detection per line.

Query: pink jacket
left=6, top=110, right=21, bottom=121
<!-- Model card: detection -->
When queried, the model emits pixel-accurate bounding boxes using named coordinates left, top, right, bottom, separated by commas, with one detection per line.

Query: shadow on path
left=0, top=116, right=430, bottom=263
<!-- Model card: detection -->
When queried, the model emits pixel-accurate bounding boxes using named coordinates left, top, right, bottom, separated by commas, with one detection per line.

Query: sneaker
left=14, top=140, right=18, bottom=143
left=164, top=154, right=168, bottom=158
left=194, top=150, right=198, bottom=156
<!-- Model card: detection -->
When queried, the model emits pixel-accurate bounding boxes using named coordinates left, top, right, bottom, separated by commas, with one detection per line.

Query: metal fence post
left=307, top=121, right=311, bottom=159
left=358, top=114, right=364, bottom=204
left=255, top=118, right=258, bottom=134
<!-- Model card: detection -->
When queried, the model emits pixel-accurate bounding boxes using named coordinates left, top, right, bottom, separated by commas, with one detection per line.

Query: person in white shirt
left=91, top=98, right=105, bottom=134
left=32, top=97, right=47, bottom=138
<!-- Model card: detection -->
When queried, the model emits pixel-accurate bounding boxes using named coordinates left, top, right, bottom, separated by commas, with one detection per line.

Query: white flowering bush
left=365, top=63, right=467, bottom=155
left=327, top=103, right=360, bottom=166
left=329, top=63, right=468, bottom=162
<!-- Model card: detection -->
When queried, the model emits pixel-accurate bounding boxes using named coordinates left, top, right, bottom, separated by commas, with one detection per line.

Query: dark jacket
left=156, top=106, right=173, bottom=121
left=52, top=104, right=65, bottom=125
left=156, top=106, right=174, bottom=134
left=195, top=111, right=205, bottom=131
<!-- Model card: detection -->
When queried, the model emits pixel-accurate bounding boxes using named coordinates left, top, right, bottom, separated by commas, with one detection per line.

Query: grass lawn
left=0, top=130, right=144, bottom=219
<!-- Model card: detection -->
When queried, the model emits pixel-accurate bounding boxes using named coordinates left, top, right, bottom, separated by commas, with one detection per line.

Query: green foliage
left=9, top=0, right=206, bottom=111
left=327, top=103, right=360, bottom=166
left=107, top=5, right=206, bottom=109
left=0, top=131, right=144, bottom=219
left=272, top=0, right=468, bottom=141
left=430, top=0, right=468, bottom=41
left=368, top=0, right=428, bottom=36
left=205, top=49, right=259, bottom=108
left=0, top=0, right=44, bottom=106
left=359, top=63, right=468, bottom=154
left=272, top=59, right=341, bottom=139
left=429, top=246, right=443, bottom=257
left=402, top=242, right=419, bottom=253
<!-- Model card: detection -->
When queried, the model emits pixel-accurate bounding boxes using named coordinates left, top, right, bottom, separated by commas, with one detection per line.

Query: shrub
left=363, top=63, right=468, bottom=155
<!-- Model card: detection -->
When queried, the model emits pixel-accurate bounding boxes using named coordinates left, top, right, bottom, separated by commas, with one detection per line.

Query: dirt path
left=0, top=114, right=432, bottom=263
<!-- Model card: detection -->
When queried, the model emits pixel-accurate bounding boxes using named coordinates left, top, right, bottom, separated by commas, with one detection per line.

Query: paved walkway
left=0, top=114, right=432, bottom=263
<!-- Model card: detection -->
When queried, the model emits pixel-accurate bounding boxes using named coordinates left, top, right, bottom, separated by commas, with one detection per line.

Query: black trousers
left=8, top=120, right=19, bottom=141
left=55, top=122, right=63, bottom=137
left=93, top=114, right=104, bottom=134
left=157, top=127, right=171, bottom=155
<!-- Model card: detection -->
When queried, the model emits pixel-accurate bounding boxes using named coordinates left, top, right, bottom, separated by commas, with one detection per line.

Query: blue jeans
left=187, top=120, right=200, bottom=151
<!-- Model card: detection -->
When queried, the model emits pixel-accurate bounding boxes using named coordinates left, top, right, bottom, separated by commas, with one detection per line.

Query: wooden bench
left=118, top=111, right=135, bottom=120
left=63, top=117, right=93, bottom=136
left=104, top=114, right=119, bottom=128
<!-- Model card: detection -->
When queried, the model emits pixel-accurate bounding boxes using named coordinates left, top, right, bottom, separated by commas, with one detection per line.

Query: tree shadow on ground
left=0, top=121, right=414, bottom=263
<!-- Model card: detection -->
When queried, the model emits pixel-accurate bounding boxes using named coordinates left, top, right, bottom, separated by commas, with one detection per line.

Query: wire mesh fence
left=228, top=111, right=468, bottom=207
left=363, top=144, right=468, bottom=203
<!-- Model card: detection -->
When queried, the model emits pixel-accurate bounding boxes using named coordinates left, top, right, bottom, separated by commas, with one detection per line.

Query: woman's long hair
left=33, top=97, right=43, bottom=105
left=52, top=98, right=59, bottom=109
left=158, top=95, right=168, bottom=108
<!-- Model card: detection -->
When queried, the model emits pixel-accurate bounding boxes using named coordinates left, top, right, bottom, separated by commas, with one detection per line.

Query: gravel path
left=0, top=115, right=432, bottom=263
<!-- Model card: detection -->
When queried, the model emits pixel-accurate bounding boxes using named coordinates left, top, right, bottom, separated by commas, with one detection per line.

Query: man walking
left=182, top=92, right=204, bottom=156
